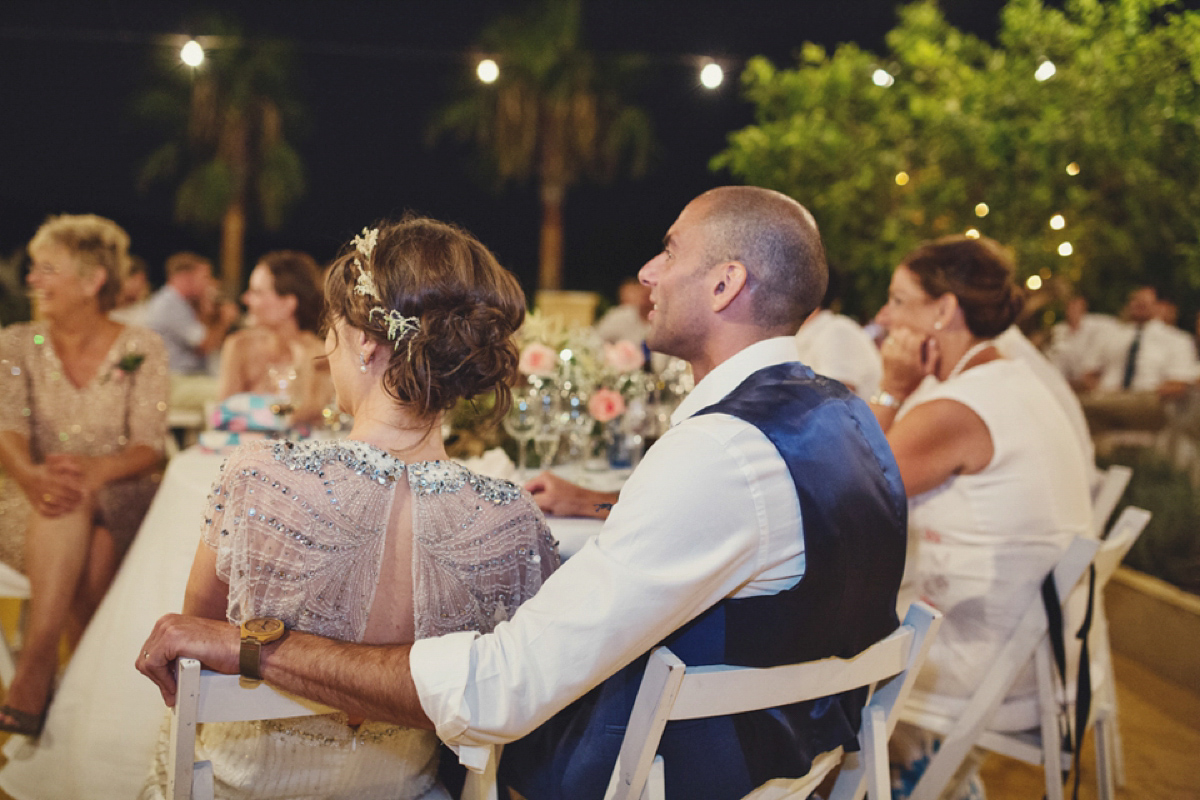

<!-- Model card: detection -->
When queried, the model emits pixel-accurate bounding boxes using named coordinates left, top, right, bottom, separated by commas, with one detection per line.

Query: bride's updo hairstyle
left=324, top=215, right=525, bottom=424
left=901, top=234, right=1024, bottom=338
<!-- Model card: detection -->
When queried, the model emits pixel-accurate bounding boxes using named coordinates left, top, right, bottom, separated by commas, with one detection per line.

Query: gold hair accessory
left=349, top=225, right=421, bottom=350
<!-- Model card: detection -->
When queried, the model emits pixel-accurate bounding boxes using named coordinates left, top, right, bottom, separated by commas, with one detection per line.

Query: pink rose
left=604, top=340, right=645, bottom=373
left=588, top=388, right=626, bottom=423
left=519, top=343, right=559, bottom=377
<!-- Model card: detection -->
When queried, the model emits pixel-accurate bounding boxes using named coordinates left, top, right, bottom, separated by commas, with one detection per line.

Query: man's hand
left=137, top=614, right=240, bottom=707
left=524, top=471, right=617, bottom=519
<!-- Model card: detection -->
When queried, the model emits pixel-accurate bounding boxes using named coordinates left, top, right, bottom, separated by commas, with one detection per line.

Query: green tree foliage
left=134, top=18, right=305, bottom=290
left=429, top=0, right=653, bottom=291
left=713, top=0, right=1200, bottom=320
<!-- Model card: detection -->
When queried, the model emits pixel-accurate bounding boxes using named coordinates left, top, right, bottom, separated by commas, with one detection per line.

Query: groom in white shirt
left=139, top=186, right=907, bottom=800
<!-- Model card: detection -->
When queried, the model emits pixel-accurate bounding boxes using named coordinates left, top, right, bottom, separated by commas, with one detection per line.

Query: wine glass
left=532, top=388, right=564, bottom=471
left=560, top=387, right=594, bottom=480
left=503, top=387, right=537, bottom=482
left=266, top=365, right=298, bottom=428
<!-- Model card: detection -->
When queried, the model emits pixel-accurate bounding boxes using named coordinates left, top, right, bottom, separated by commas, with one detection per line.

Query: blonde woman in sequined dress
left=0, top=215, right=169, bottom=737
left=141, top=216, right=559, bottom=800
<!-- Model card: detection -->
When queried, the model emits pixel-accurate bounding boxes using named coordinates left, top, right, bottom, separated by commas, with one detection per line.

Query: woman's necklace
left=947, top=338, right=997, bottom=380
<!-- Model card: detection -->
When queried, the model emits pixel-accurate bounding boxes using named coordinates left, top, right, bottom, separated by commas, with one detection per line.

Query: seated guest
left=109, top=254, right=151, bottom=326
left=140, top=217, right=558, bottom=799
left=793, top=267, right=881, bottom=400
left=594, top=276, right=652, bottom=344
left=1047, top=295, right=1120, bottom=391
left=215, top=250, right=332, bottom=426
left=1094, top=285, right=1199, bottom=397
left=143, top=252, right=239, bottom=375
left=140, top=187, right=907, bottom=800
left=867, top=235, right=1092, bottom=798
left=0, top=214, right=168, bottom=737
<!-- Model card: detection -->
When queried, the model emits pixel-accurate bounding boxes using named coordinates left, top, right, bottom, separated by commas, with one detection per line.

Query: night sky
left=0, top=0, right=1008, bottom=304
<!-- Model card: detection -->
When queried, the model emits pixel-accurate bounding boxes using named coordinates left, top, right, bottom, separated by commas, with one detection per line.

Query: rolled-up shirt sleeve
left=410, top=412, right=803, bottom=756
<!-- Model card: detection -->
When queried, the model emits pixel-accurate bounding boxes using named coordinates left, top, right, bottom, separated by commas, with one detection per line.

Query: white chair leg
left=1035, top=646, right=1065, bottom=800
left=647, top=755, right=665, bottom=800
left=862, top=705, right=889, bottom=800
left=1093, top=709, right=1116, bottom=800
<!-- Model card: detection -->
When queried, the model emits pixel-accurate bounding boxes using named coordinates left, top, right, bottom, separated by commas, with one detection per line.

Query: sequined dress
left=142, top=438, right=559, bottom=800
left=0, top=321, right=169, bottom=571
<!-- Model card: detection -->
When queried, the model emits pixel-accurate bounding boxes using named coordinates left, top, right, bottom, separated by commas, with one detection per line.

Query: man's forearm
left=261, top=631, right=434, bottom=730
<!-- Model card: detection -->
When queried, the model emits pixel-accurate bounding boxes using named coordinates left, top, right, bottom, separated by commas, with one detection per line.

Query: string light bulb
left=1066, top=162, right=1081, bottom=176
left=1035, top=60, right=1056, bottom=81
left=477, top=58, right=499, bottom=84
left=975, top=203, right=989, bottom=218
left=1058, top=242, right=1073, bottom=256
left=180, top=39, right=204, bottom=68
left=872, top=68, right=895, bottom=87
left=699, top=62, right=724, bottom=89
left=895, top=171, right=909, bottom=186
left=965, top=229, right=981, bottom=239
left=1050, top=214, right=1066, bottom=230
left=1026, top=275, right=1043, bottom=291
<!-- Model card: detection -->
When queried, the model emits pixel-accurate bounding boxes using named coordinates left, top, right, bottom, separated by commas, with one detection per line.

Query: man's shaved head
left=693, top=186, right=827, bottom=330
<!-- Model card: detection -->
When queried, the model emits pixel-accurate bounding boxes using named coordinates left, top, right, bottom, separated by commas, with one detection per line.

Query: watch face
left=245, top=618, right=284, bottom=635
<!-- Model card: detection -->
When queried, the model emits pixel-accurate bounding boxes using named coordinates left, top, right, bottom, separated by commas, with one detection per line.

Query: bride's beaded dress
left=141, top=438, right=559, bottom=800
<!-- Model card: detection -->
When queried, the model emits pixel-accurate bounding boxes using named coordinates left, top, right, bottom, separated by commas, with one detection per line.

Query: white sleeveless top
left=142, top=439, right=559, bottom=800
left=901, top=359, right=1092, bottom=726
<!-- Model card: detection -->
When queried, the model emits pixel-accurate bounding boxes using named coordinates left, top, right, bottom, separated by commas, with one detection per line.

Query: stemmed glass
left=560, top=386, right=594, bottom=480
left=503, top=387, right=537, bottom=482
left=531, top=387, right=564, bottom=471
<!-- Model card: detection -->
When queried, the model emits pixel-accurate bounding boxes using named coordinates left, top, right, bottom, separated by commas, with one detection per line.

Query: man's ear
left=711, top=261, right=748, bottom=313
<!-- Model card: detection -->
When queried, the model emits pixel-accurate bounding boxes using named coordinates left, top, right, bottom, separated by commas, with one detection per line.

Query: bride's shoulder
left=407, top=461, right=527, bottom=507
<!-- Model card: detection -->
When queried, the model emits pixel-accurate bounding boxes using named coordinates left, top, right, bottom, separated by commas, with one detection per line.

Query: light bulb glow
left=1058, top=242, right=1074, bottom=256
left=180, top=40, right=205, bottom=68
left=700, top=62, right=724, bottom=89
left=895, top=171, right=910, bottom=186
left=1035, top=60, right=1057, bottom=81
left=477, top=58, right=499, bottom=83
left=1066, top=162, right=1080, bottom=176
left=975, top=203, right=989, bottom=218
left=1050, top=214, right=1066, bottom=230
left=1026, top=275, right=1043, bottom=291
left=559, top=348, right=573, bottom=361
left=872, top=68, right=895, bottom=87
left=965, top=229, right=981, bottom=239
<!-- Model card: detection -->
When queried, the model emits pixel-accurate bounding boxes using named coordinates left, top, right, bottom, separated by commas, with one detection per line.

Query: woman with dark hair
left=215, top=250, right=331, bottom=425
left=869, top=235, right=1092, bottom=798
left=141, top=217, right=558, bottom=799
left=0, top=214, right=169, bottom=736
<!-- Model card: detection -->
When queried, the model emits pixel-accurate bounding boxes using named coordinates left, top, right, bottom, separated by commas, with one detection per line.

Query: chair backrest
left=169, top=658, right=499, bottom=800
left=605, top=602, right=943, bottom=800
left=1091, top=465, right=1132, bottom=539
left=1094, top=506, right=1150, bottom=587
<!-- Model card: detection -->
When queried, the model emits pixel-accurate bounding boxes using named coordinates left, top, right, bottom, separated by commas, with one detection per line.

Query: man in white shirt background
left=138, top=187, right=907, bottom=800
left=1094, top=285, right=1199, bottom=396
left=792, top=267, right=881, bottom=401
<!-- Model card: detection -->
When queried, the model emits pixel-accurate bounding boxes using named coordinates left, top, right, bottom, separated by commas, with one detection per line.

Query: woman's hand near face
left=880, top=326, right=940, bottom=399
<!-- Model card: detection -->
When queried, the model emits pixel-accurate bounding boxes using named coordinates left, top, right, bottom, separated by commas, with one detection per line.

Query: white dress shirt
left=1047, top=313, right=1120, bottom=382
left=793, top=310, right=882, bottom=400
left=1096, top=318, right=1200, bottom=391
left=410, top=337, right=807, bottom=767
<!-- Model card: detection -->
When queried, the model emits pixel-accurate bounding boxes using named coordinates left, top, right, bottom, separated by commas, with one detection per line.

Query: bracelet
left=870, top=390, right=901, bottom=409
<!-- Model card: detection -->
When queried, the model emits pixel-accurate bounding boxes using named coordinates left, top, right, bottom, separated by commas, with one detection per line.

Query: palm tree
left=134, top=18, right=304, bottom=291
left=430, top=0, right=653, bottom=290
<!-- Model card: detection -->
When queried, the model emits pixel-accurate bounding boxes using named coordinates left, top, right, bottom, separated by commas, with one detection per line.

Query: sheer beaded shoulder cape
left=141, top=438, right=558, bottom=800
left=205, top=438, right=559, bottom=641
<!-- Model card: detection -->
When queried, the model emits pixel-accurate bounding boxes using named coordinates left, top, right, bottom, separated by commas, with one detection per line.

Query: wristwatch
left=239, top=617, right=286, bottom=688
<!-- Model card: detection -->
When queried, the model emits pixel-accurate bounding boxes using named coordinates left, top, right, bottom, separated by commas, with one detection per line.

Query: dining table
left=0, top=444, right=611, bottom=800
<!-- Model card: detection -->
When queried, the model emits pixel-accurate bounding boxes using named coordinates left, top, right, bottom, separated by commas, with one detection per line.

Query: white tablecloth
left=0, top=446, right=605, bottom=800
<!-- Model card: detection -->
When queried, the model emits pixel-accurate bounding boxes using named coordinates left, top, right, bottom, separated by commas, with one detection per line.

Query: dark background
left=0, top=0, right=1008, bottom=305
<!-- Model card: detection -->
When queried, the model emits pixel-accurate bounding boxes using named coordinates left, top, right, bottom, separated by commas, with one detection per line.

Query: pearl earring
left=933, top=320, right=944, bottom=331
left=359, top=354, right=368, bottom=373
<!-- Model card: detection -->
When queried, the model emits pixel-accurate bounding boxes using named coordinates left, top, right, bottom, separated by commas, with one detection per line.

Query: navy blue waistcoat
left=501, top=363, right=907, bottom=800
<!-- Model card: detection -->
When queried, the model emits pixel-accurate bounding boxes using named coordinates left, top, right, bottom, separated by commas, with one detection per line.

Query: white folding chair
left=0, top=561, right=31, bottom=688
left=169, top=658, right=500, bottom=800
left=1090, top=464, right=1132, bottom=539
left=603, top=602, right=943, bottom=800
left=901, top=519, right=1146, bottom=800
left=1089, top=505, right=1150, bottom=787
